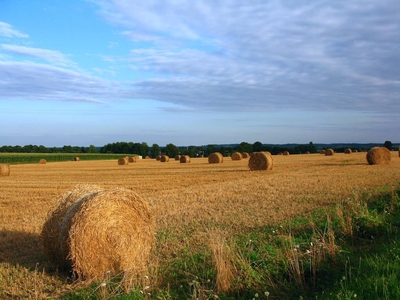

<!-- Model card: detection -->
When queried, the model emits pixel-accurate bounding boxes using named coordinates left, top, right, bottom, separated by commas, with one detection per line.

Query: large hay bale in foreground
left=160, top=155, right=169, bottom=162
left=325, top=149, right=334, bottom=156
left=366, top=147, right=391, bottom=165
left=344, top=148, right=352, bottom=154
left=248, top=152, right=273, bottom=171
left=43, top=186, right=154, bottom=286
left=208, top=152, right=223, bottom=164
left=0, top=164, right=10, bottom=176
left=180, top=155, right=190, bottom=163
left=39, top=158, right=47, bottom=164
left=118, top=157, right=128, bottom=165
left=231, top=152, right=242, bottom=161
left=41, top=184, right=104, bottom=269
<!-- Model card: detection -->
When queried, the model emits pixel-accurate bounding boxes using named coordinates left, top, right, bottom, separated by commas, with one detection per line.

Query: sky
left=0, top=1, right=399, bottom=147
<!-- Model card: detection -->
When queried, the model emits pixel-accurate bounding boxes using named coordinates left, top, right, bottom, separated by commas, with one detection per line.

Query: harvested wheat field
left=1, top=152, right=400, bottom=298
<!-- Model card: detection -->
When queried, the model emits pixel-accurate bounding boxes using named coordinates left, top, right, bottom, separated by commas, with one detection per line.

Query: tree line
left=0, top=141, right=320, bottom=157
left=1, top=141, right=395, bottom=157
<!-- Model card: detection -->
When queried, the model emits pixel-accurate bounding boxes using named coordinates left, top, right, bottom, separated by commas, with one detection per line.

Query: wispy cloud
left=0, top=21, right=29, bottom=38
left=95, top=0, right=400, bottom=114
left=1, top=44, right=75, bottom=67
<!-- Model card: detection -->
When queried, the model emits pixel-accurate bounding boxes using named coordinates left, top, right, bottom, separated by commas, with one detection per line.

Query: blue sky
left=0, top=1, right=399, bottom=147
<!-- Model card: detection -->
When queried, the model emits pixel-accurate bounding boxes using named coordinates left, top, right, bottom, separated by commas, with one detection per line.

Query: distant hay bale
left=0, top=164, right=10, bottom=176
left=156, top=155, right=161, bottom=161
left=74, top=157, right=80, bottom=161
left=248, top=152, right=273, bottom=171
left=145, top=156, right=150, bottom=159
left=283, top=151, right=290, bottom=156
left=325, top=149, right=334, bottom=156
left=41, top=184, right=104, bottom=269
left=278, top=152, right=283, bottom=155
left=208, top=152, right=223, bottom=164
left=174, top=155, right=181, bottom=161
left=242, top=152, right=249, bottom=158
left=305, top=151, right=310, bottom=154
left=180, top=155, right=190, bottom=163
left=43, top=186, right=154, bottom=287
left=118, top=157, right=128, bottom=165
left=353, top=149, right=358, bottom=153
left=231, top=152, right=242, bottom=161
left=320, top=150, right=326, bottom=155
left=398, top=146, right=400, bottom=157
left=128, top=156, right=137, bottom=163
left=344, top=148, right=352, bottom=154
left=160, top=155, right=169, bottom=162
left=366, top=147, right=391, bottom=165
left=39, top=158, right=47, bottom=164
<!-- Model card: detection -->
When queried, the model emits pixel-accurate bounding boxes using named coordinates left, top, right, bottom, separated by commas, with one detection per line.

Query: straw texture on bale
left=118, top=157, right=128, bottom=165
left=366, top=147, right=391, bottom=165
left=180, top=155, right=190, bottom=163
left=74, top=157, right=80, bottom=161
left=344, top=148, right=352, bottom=154
left=160, top=155, right=169, bottom=162
left=41, top=184, right=104, bottom=269
left=174, top=155, right=181, bottom=160
left=242, top=152, right=249, bottom=158
left=128, top=156, right=137, bottom=163
left=42, top=186, right=154, bottom=286
left=231, top=152, right=242, bottom=161
left=0, top=164, right=10, bottom=176
left=39, top=158, right=47, bottom=164
left=248, top=152, right=273, bottom=171
left=325, top=149, right=334, bottom=156
left=208, top=152, right=223, bottom=164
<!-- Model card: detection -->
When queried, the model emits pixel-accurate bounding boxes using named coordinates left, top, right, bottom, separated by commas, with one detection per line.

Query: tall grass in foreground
left=59, top=184, right=400, bottom=299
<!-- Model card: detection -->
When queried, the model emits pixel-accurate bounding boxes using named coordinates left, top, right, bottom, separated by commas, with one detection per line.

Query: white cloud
left=1, top=44, right=75, bottom=67
left=0, top=21, right=29, bottom=38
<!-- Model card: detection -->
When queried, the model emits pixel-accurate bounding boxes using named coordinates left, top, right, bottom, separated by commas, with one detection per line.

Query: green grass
left=0, top=153, right=133, bottom=164
left=60, top=184, right=400, bottom=299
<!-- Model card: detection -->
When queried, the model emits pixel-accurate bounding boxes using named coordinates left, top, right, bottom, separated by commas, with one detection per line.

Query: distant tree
left=88, top=145, right=97, bottom=153
left=139, top=142, right=149, bottom=157
left=253, top=141, right=263, bottom=152
left=150, top=144, right=160, bottom=158
left=384, top=140, right=392, bottom=150
left=237, top=142, right=253, bottom=154
left=164, top=143, right=179, bottom=157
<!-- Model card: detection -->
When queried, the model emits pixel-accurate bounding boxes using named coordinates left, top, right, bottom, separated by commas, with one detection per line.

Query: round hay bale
left=39, top=158, right=47, bottom=164
left=208, top=152, right=223, bottom=164
left=366, top=147, right=391, bottom=165
left=156, top=155, right=161, bottom=161
left=353, top=149, right=358, bottom=153
left=305, top=151, right=310, bottom=154
left=160, top=155, right=169, bottom=162
left=242, top=152, right=249, bottom=158
left=0, top=164, right=10, bottom=176
left=59, top=188, right=154, bottom=284
left=231, top=152, right=242, bottom=161
left=325, top=149, right=334, bottom=156
left=180, top=155, right=190, bottom=163
left=283, top=151, right=290, bottom=156
left=145, top=156, right=150, bottom=159
left=174, top=155, right=181, bottom=161
left=118, top=157, right=128, bottom=165
left=128, top=156, right=137, bottom=163
left=248, top=152, right=273, bottom=171
left=74, top=157, right=80, bottom=161
left=41, top=184, right=104, bottom=269
left=344, top=148, right=352, bottom=154
left=320, top=150, right=326, bottom=155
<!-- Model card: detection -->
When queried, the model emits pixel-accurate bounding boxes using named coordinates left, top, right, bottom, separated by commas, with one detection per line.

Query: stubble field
left=1, top=152, right=400, bottom=298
